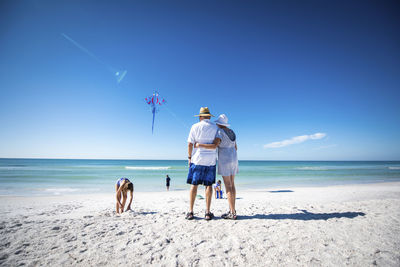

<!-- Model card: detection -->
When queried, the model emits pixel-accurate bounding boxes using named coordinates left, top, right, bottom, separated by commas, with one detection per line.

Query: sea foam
left=295, top=167, right=329, bottom=171
left=125, top=166, right=171, bottom=170
left=44, top=188, right=80, bottom=195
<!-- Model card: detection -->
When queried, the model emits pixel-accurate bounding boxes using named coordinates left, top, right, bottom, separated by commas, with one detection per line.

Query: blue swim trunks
left=187, top=163, right=216, bottom=186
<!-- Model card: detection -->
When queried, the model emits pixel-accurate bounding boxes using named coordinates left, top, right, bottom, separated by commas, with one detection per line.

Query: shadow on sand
left=238, top=209, right=366, bottom=221
left=268, top=190, right=294, bottom=193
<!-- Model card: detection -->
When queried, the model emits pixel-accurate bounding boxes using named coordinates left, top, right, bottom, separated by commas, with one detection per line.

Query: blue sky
left=0, top=0, right=399, bottom=160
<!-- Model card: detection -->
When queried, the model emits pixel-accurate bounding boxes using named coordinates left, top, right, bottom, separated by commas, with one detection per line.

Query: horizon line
left=1, top=157, right=399, bottom=162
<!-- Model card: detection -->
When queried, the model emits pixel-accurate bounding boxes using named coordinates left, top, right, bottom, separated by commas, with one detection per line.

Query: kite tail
left=152, top=110, right=155, bottom=134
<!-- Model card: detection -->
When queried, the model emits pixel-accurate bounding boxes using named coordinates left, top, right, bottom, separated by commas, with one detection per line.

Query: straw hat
left=214, top=114, right=230, bottom=127
left=194, top=107, right=215, bottom=117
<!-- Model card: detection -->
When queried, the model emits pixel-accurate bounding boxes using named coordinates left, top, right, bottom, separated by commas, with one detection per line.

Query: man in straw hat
left=186, top=107, right=221, bottom=220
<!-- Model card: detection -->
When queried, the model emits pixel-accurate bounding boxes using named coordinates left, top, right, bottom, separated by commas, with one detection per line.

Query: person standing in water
left=166, top=175, right=171, bottom=191
left=115, top=177, right=134, bottom=214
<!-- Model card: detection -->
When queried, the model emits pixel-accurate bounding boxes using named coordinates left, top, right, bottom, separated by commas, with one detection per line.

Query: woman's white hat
left=215, top=114, right=230, bottom=127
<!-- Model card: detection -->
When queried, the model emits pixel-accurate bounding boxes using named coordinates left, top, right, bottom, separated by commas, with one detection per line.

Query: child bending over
left=115, top=177, right=134, bottom=214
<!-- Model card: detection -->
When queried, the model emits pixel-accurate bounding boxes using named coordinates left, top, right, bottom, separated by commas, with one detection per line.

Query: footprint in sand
left=11, top=223, right=22, bottom=228
left=1, top=242, right=10, bottom=248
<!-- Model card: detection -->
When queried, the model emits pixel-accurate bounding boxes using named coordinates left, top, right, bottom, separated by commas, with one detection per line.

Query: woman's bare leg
left=115, top=185, right=120, bottom=213
left=222, top=175, right=234, bottom=213
left=120, top=192, right=127, bottom=213
left=230, top=175, right=236, bottom=213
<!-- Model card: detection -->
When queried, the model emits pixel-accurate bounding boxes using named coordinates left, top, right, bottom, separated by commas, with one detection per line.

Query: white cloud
left=264, top=133, right=327, bottom=149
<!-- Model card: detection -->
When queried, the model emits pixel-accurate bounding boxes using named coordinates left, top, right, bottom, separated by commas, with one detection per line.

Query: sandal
left=221, top=211, right=230, bottom=219
left=185, top=212, right=194, bottom=220
left=205, top=212, right=214, bottom=221
left=223, top=211, right=237, bottom=220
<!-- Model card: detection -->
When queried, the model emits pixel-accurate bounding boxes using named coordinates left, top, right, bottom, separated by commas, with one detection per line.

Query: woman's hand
left=194, top=143, right=200, bottom=148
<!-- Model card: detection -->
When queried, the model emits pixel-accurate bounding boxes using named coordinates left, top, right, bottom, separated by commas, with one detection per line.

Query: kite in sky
left=145, top=91, right=166, bottom=134
left=61, top=33, right=127, bottom=83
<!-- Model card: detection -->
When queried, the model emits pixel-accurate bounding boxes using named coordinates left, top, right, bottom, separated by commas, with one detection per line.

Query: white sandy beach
left=1, top=182, right=400, bottom=266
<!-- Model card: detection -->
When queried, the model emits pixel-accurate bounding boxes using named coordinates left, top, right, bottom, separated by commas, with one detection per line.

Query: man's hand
left=194, top=143, right=200, bottom=148
left=188, top=142, right=193, bottom=167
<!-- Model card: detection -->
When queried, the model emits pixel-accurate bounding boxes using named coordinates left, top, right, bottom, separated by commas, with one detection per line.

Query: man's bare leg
left=205, top=185, right=213, bottom=213
left=189, top=185, right=198, bottom=212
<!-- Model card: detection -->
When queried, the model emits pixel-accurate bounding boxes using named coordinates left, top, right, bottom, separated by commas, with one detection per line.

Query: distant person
left=115, top=177, right=134, bottom=214
left=186, top=107, right=221, bottom=221
left=214, top=180, right=223, bottom=199
left=195, top=114, right=238, bottom=220
left=166, top=175, right=171, bottom=191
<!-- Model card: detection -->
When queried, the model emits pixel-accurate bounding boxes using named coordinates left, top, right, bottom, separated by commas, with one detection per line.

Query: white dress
left=217, top=128, right=238, bottom=176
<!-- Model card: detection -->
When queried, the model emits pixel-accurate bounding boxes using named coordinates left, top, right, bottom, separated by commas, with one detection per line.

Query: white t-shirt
left=187, top=119, right=220, bottom=166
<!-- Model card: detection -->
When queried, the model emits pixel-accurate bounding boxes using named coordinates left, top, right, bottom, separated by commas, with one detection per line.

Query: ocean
left=0, top=159, right=400, bottom=196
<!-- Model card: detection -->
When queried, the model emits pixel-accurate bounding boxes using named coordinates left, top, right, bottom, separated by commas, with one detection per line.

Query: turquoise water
left=0, top=159, right=400, bottom=196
